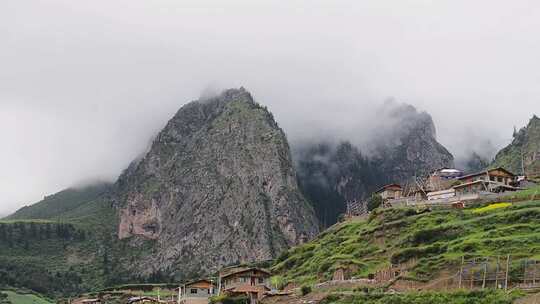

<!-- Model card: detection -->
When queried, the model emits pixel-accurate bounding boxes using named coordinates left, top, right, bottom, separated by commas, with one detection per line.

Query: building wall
left=455, top=183, right=485, bottom=195
left=222, top=273, right=270, bottom=290
left=427, top=189, right=455, bottom=200
left=185, top=287, right=214, bottom=298
left=461, top=170, right=514, bottom=186
left=380, top=189, right=402, bottom=200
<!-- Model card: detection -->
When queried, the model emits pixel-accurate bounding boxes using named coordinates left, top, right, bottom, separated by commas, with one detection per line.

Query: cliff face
left=115, top=88, right=318, bottom=277
left=492, top=115, right=540, bottom=178
left=295, top=102, right=454, bottom=226
left=370, top=102, right=454, bottom=182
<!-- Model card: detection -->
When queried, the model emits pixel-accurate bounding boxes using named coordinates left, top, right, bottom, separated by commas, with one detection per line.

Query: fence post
left=482, top=261, right=487, bottom=289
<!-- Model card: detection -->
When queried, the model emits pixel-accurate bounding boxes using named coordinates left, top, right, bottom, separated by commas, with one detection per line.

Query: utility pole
left=177, top=286, right=182, bottom=304
left=523, top=259, right=528, bottom=286
left=505, top=255, right=510, bottom=291
left=495, top=256, right=500, bottom=288
left=521, top=147, right=526, bottom=176
left=217, top=274, right=222, bottom=296
left=459, top=256, right=464, bottom=289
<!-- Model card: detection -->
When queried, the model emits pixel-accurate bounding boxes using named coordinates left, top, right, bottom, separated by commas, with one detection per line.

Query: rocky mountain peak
left=115, top=88, right=318, bottom=278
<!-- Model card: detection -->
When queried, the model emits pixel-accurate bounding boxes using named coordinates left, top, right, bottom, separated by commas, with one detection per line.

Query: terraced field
left=272, top=193, right=540, bottom=287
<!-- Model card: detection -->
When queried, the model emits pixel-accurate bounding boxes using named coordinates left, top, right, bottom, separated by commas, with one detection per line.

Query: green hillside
left=272, top=186, right=540, bottom=287
left=6, top=183, right=112, bottom=221
left=0, top=184, right=155, bottom=299
left=0, top=290, right=53, bottom=304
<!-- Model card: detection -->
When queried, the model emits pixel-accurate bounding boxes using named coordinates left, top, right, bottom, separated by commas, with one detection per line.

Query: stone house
left=180, top=279, right=216, bottom=304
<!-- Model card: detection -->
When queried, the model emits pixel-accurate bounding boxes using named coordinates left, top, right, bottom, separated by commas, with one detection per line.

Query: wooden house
left=454, top=167, right=519, bottom=195
left=375, top=184, right=403, bottom=201
left=458, top=167, right=515, bottom=186
left=219, top=267, right=271, bottom=304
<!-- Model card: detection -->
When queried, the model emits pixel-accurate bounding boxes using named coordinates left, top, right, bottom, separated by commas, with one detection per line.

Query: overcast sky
left=1, top=0, right=539, bottom=215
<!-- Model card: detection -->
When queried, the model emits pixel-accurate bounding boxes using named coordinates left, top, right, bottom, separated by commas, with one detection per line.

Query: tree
left=367, top=194, right=383, bottom=211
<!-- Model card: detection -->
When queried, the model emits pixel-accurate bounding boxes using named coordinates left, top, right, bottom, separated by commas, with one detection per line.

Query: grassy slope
left=272, top=186, right=540, bottom=286
left=1, top=291, right=52, bottom=304
left=5, top=183, right=112, bottom=221
left=319, top=290, right=520, bottom=304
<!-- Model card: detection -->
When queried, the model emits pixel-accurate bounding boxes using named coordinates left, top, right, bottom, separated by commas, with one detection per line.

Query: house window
left=498, top=177, right=503, bottom=183
left=258, top=278, right=264, bottom=284
left=190, top=289, right=198, bottom=294
left=490, top=176, right=495, bottom=181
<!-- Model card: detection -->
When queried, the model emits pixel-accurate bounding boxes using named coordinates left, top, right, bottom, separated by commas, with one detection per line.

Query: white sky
left=1, top=0, right=539, bottom=214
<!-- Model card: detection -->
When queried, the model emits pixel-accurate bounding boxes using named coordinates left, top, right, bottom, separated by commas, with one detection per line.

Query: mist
left=2, top=0, right=540, bottom=214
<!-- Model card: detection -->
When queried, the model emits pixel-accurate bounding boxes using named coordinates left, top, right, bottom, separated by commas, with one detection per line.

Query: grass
left=502, top=185, right=540, bottom=201
left=1, top=291, right=52, bottom=304
left=320, top=289, right=523, bottom=304
left=272, top=193, right=540, bottom=286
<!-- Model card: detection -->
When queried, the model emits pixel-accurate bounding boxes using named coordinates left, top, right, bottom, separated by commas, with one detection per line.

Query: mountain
left=2, top=88, right=318, bottom=295
left=114, top=88, right=318, bottom=278
left=369, top=101, right=454, bottom=182
left=295, top=102, right=454, bottom=226
left=492, top=115, right=540, bottom=179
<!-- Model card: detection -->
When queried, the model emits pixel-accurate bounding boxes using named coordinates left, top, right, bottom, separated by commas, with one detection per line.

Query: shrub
left=367, top=194, right=383, bottom=211
left=270, top=275, right=286, bottom=290
left=210, top=295, right=248, bottom=304
left=473, top=203, right=512, bottom=214
left=300, top=285, right=312, bottom=296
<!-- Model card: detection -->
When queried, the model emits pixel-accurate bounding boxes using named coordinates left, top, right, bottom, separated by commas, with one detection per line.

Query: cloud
left=1, top=0, right=540, bottom=213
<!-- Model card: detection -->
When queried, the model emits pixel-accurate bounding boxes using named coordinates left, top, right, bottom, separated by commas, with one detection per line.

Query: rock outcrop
left=492, top=115, right=540, bottom=178
left=295, top=101, right=454, bottom=226
left=370, top=102, right=454, bottom=182
left=115, top=88, right=318, bottom=277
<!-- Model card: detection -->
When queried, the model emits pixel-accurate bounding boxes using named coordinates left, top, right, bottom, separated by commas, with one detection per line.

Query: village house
left=454, top=167, right=519, bottom=195
left=427, top=168, right=463, bottom=191
left=179, top=279, right=216, bottom=304
left=458, top=167, right=515, bottom=185
left=219, top=267, right=271, bottom=304
left=375, top=184, right=403, bottom=201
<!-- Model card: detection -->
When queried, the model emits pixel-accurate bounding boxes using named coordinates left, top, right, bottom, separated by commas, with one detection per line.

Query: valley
left=1, top=89, right=539, bottom=304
